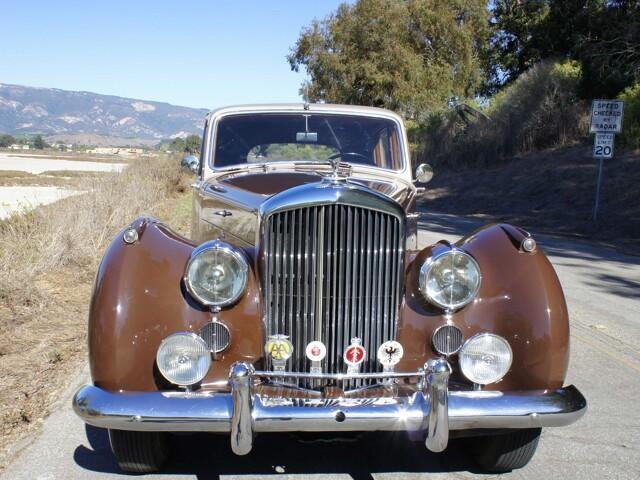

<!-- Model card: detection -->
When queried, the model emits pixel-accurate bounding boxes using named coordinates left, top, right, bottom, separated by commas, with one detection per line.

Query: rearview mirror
left=414, top=163, right=433, bottom=184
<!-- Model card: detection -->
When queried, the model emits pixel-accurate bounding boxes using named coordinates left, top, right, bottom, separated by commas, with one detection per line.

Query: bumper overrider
left=72, top=359, right=586, bottom=455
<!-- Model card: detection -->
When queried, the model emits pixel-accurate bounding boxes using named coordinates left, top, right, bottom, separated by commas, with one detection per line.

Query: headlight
left=156, top=332, right=211, bottom=386
left=185, top=240, right=249, bottom=308
left=459, top=333, right=512, bottom=385
left=419, top=248, right=481, bottom=310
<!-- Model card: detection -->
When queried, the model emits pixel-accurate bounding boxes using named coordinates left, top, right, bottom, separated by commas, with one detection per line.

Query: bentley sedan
left=73, top=104, right=586, bottom=473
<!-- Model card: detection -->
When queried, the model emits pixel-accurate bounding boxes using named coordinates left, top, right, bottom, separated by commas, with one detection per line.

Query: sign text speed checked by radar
left=590, top=100, right=624, bottom=133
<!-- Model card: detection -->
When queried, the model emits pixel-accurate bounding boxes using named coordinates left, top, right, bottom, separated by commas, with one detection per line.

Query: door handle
left=214, top=209, right=233, bottom=218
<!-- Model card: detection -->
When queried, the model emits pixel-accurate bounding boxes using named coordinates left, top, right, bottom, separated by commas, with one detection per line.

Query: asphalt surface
left=2, top=212, right=639, bottom=479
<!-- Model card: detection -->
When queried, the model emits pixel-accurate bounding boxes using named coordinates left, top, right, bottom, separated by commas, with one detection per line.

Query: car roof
left=205, top=103, right=404, bottom=124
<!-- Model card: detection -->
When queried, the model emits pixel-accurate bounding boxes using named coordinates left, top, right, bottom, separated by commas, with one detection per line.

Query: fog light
left=459, top=333, right=512, bottom=385
left=156, top=332, right=211, bottom=386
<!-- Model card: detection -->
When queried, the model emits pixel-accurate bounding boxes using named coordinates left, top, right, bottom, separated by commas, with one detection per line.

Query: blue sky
left=1, top=1, right=346, bottom=109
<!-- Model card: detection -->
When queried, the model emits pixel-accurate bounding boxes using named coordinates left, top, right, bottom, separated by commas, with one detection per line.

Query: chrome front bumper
left=72, top=360, right=587, bottom=455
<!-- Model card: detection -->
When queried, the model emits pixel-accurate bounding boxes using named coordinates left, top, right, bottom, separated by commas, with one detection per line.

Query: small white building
left=86, top=147, right=145, bottom=156
left=8, top=144, right=30, bottom=151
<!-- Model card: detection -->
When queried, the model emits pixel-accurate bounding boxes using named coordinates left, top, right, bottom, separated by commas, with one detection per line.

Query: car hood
left=216, top=170, right=415, bottom=211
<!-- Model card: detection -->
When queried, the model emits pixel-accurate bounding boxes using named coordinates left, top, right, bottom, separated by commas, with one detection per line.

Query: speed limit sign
left=593, top=133, right=615, bottom=159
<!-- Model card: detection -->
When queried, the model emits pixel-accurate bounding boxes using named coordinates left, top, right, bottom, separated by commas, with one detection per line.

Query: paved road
left=3, top=213, right=639, bottom=479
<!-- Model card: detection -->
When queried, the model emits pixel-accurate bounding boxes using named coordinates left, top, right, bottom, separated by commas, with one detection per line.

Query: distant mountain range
left=0, top=83, right=208, bottom=143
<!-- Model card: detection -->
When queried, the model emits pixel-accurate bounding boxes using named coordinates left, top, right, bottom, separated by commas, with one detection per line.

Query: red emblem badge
left=343, top=338, right=366, bottom=366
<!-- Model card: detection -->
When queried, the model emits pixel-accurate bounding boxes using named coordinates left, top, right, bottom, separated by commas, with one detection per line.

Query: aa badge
left=265, top=335, right=293, bottom=372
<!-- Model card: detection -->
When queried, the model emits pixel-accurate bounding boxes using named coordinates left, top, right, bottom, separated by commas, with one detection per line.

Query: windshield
left=213, top=113, right=403, bottom=170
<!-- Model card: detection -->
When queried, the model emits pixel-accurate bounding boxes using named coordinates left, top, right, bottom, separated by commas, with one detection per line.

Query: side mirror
left=189, top=160, right=199, bottom=174
left=414, top=163, right=434, bottom=184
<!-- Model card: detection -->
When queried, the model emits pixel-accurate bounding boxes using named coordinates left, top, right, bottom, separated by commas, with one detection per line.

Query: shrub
left=416, top=60, right=591, bottom=169
left=618, top=82, right=640, bottom=150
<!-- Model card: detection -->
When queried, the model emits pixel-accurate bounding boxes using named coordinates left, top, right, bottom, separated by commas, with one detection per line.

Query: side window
left=373, top=128, right=392, bottom=169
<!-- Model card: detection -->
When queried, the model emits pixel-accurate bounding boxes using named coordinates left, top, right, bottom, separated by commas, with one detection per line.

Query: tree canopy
left=290, top=0, right=640, bottom=114
left=0, top=134, right=16, bottom=148
left=33, top=135, right=46, bottom=150
left=288, top=0, right=490, bottom=117
left=487, top=0, right=640, bottom=97
left=184, top=135, right=202, bottom=155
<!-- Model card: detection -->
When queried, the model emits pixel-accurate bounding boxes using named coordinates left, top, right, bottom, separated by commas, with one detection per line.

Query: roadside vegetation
left=290, top=0, right=640, bottom=242
left=0, top=155, right=191, bottom=468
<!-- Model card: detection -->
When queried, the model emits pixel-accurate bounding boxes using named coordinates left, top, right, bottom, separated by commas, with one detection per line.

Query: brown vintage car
left=73, top=104, right=586, bottom=473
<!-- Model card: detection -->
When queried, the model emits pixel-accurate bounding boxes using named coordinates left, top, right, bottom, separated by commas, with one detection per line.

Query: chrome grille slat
left=264, top=203, right=404, bottom=386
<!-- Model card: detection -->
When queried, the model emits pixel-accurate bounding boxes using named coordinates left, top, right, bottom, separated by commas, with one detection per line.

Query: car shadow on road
left=74, top=425, right=483, bottom=478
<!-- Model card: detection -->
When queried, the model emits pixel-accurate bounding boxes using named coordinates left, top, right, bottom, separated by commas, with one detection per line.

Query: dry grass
left=0, top=155, right=192, bottom=468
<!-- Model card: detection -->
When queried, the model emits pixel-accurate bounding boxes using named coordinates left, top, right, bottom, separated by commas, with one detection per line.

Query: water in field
left=0, top=185, right=81, bottom=219
left=0, top=152, right=127, bottom=174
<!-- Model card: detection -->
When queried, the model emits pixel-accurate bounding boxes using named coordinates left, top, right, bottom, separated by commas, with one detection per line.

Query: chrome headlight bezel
left=184, top=240, right=249, bottom=308
left=418, top=248, right=482, bottom=311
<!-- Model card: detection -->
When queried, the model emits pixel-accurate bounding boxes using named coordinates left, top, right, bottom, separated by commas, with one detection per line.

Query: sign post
left=589, top=100, right=624, bottom=222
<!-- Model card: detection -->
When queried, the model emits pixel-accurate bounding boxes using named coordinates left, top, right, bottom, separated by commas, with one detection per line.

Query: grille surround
left=432, top=324, right=464, bottom=356
left=200, top=321, right=231, bottom=353
left=261, top=196, right=405, bottom=384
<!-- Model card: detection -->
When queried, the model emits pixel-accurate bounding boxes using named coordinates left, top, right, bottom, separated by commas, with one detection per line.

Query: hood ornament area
left=324, top=153, right=353, bottom=182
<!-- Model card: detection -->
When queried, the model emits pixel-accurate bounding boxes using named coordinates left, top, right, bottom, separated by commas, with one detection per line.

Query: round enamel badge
left=265, top=335, right=293, bottom=362
left=343, top=338, right=366, bottom=366
left=305, top=341, right=327, bottom=362
left=377, top=340, right=404, bottom=367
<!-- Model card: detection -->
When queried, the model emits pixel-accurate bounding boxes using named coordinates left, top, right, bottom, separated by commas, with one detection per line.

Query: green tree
left=486, top=0, right=640, bottom=96
left=169, top=137, right=186, bottom=152
left=0, top=134, right=16, bottom=148
left=288, top=0, right=490, bottom=117
left=33, top=135, right=46, bottom=150
left=185, top=135, right=202, bottom=155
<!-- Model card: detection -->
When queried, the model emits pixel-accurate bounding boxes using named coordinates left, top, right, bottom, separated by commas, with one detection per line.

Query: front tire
left=470, top=428, right=541, bottom=473
left=108, top=429, right=169, bottom=473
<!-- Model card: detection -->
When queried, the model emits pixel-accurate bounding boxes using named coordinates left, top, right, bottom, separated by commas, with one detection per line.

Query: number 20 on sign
left=593, top=133, right=615, bottom=159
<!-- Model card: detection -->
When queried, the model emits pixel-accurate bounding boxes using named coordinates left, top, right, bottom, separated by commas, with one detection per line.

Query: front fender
left=397, top=224, right=569, bottom=391
left=88, top=217, right=262, bottom=392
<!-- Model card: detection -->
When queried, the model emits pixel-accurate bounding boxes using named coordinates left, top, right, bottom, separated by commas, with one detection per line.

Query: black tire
left=108, top=429, right=169, bottom=473
left=471, top=428, right=541, bottom=473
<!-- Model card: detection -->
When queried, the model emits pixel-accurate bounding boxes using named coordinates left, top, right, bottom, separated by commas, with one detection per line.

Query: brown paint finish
left=90, top=217, right=569, bottom=395
left=89, top=217, right=264, bottom=392
left=397, top=224, right=570, bottom=391
left=221, top=172, right=322, bottom=195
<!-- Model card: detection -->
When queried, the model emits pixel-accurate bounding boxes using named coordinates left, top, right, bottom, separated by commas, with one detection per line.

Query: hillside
left=421, top=146, right=640, bottom=251
left=0, top=83, right=208, bottom=140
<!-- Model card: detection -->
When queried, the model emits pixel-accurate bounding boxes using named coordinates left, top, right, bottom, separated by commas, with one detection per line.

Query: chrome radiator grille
left=263, top=204, right=404, bottom=381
